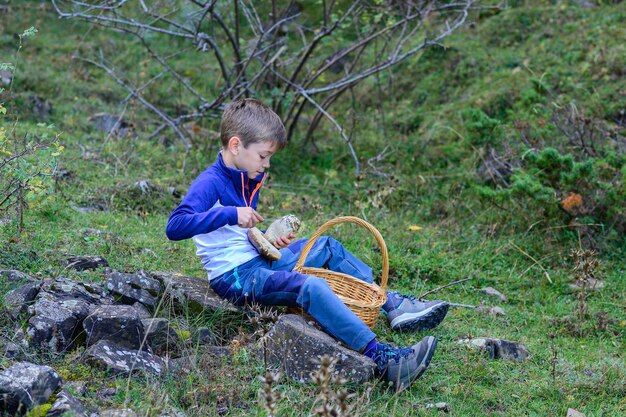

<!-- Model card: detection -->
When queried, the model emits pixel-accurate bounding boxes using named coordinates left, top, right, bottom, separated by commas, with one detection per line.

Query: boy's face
left=231, top=139, right=279, bottom=178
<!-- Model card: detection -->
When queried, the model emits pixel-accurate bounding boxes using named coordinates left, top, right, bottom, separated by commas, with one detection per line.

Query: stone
left=47, top=388, right=90, bottom=417
left=27, top=297, right=91, bottom=352
left=567, top=408, right=586, bottom=417
left=66, top=255, right=109, bottom=271
left=0, top=69, right=12, bottom=85
left=193, top=327, right=218, bottom=346
left=100, top=409, right=138, bottom=417
left=83, top=305, right=146, bottom=350
left=29, top=95, right=53, bottom=120
left=4, top=280, right=42, bottom=317
left=142, top=318, right=182, bottom=356
left=0, top=270, right=35, bottom=284
left=40, top=277, right=112, bottom=305
left=264, top=314, right=375, bottom=384
left=425, top=402, right=451, bottom=412
left=105, top=271, right=161, bottom=309
left=0, top=362, right=62, bottom=416
left=3, top=342, right=20, bottom=359
left=568, top=278, right=605, bottom=291
left=132, top=302, right=152, bottom=319
left=456, top=337, right=530, bottom=361
left=85, top=340, right=165, bottom=375
left=476, top=305, right=506, bottom=317
left=167, top=347, right=230, bottom=375
left=152, top=271, right=239, bottom=314
left=89, top=113, right=135, bottom=138
left=480, top=286, right=507, bottom=302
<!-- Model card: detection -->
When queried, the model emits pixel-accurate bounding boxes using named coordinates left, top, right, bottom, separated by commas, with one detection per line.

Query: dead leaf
left=408, top=225, right=423, bottom=231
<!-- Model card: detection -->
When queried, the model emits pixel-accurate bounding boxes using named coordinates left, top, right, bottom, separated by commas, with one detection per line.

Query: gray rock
left=0, top=270, right=35, bottom=284
left=152, top=271, right=238, bottom=314
left=0, top=362, right=62, bottom=416
left=85, top=340, right=165, bottom=375
left=89, top=113, right=135, bottom=138
left=480, top=286, right=507, bottom=302
left=100, top=409, right=138, bottom=417
left=141, top=318, right=182, bottom=356
left=3, top=342, right=20, bottom=359
left=476, top=305, right=506, bottom=317
left=83, top=305, right=146, bottom=350
left=132, top=301, right=152, bottom=319
left=66, top=255, right=109, bottom=271
left=40, top=277, right=112, bottom=305
left=264, top=314, right=375, bottom=384
left=456, top=337, right=530, bottom=361
left=167, top=346, right=230, bottom=375
left=4, top=280, right=42, bottom=317
left=192, top=327, right=218, bottom=346
left=0, top=69, right=12, bottom=86
left=46, top=388, right=90, bottom=417
left=29, top=95, right=53, bottom=120
left=27, top=297, right=91, bottom=352
left=105, top=271, right=161, bottom=309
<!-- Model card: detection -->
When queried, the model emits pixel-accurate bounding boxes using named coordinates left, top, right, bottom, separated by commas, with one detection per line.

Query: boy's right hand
left=237, top=207, right=264, bottom=228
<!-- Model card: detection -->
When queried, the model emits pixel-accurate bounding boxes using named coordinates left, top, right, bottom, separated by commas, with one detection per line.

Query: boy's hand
left=273, top=232, right=297, bottom=249
left=237, top=207, right=264, bottom=228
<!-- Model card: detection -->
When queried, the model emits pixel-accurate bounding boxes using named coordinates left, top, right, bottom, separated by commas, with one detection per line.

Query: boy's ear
left=226, top=136, right=241, bottom=155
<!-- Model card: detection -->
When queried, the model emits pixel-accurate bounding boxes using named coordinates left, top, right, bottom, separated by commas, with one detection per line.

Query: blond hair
left=220, top=98, right=287, bottom=149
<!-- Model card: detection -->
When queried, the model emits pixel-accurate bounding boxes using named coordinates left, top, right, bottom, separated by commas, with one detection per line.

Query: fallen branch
left=419, top=277, right=473, bottom=299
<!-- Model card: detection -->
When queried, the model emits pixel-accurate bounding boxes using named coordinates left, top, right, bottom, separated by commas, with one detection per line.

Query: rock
left=568, top=278, right=605, bottom=291
left=89, top=113, right=135, bottom=138
left=567, top=408, right=585, bottom=417
left=480, top=286, right=507, bottom=302
left=132, top=302, right=152, bottom=319
left=0, top=362, right=62, bottom=416
left=264, top=314, right=375, bottom=384
left=4, top=280, right=42, bottom=317
left=456, top=337, right=530, bottom=361
left=65, top=255, right=109, bottom=271
left=105, top=270, right=161, bottom=309
left=85, top=340, right=165, bottom=375
left=64, top=381, right=88, bottom=397
left=0, top=69, right=12, bottom=85
left=476, top=305, right=506, bottom=317
left=156, top=407, right=186, bottom=417
left=192, top=327, right=218, bottom=346
left=100, top=409, right=138, bottom=417
left=3, top=342, right=20, bottom=359
left=425, top=402, right=451, bottom=412
left=167, top=346, right=230, bottom=375
left=142, top=318, right=182, bottom=356
left=83, top=305, right=146, bottom=350
left=46, top=388, right=90, bottom=417
left=132, top=179, right=157, bottom=195
left=27, top=297, right=91, bottom=352
left=39, top=277, right=112, bottom=305
left=152, top=271, right=239, bottom=314
left=0, top=270, right=35, bottom=284
left=29, top=95, right=53, bottom=120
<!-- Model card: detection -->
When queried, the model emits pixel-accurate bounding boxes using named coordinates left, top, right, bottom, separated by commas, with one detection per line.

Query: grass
left=2, top=1, right=625, bottom=416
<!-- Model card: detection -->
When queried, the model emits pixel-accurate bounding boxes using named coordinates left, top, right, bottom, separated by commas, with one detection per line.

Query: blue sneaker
left=370, top=336, right=438, bottom=392
left=383, top=292, right=449, bottom=332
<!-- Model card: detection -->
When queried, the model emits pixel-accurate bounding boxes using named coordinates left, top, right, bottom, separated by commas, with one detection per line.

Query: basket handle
left=294, top=216, right=388, bottom=291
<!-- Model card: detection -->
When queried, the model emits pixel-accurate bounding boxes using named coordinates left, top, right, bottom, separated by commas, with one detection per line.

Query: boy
left=166, top=98, right=449, bottom=391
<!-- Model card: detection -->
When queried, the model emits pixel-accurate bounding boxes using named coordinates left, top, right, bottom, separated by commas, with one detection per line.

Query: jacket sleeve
left=165, top=174, right=239, bottom=241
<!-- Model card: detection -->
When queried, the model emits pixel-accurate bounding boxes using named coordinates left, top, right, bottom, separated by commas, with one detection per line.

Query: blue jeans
left=209, top=236, right=376, bottom=351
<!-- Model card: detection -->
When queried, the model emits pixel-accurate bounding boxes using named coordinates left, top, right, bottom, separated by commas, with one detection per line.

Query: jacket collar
left=216, top=151, right=266, bottom=202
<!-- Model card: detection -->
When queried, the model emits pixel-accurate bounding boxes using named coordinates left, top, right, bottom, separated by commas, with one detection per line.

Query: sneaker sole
left=390, top=302, right=449, bottom=332
left=395, top=336, right=438, bottom=393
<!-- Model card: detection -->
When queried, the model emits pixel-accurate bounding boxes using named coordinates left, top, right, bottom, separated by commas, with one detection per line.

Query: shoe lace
left=390, top=291, right=416, bottom=301
left=372, top=343, right=414, bottom=372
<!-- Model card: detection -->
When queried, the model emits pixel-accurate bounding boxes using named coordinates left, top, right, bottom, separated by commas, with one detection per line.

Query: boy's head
left=220, top=98, right=287, bottom=150
left=220, top=98, right=287, bottom=178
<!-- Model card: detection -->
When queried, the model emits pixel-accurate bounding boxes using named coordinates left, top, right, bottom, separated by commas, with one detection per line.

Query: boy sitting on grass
left=166, top=98, right=449, bottom=391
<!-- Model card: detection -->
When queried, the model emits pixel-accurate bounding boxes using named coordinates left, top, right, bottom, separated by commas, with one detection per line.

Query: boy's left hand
left=273, top=233, right=296, bottom=249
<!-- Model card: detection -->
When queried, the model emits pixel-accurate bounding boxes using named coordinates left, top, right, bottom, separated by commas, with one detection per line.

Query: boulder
left=40, top=277, right=112, bottom=305
left=4, top=280, right=42, bottom=317
left=152, top=271, right=238, bottom=314
left=46, top=388, right=90, bottom=417
left=83, top=305, right=146, bottom=350
left=65, top=255, right=109, bottom=271
left=142, top=318, right=182, bottom=356
left=105, top=271, right=161, bottom=309
left=0, top=270, right=35, bottom=284
left=0, top=362, right=62, bottom=416
left=456, top=337, right=530, bottom=361
left=27, top=297, right=91, bottom=352
left=85, top=340, right=165, bottom=375
left=263, top=314, right=375, bottom=384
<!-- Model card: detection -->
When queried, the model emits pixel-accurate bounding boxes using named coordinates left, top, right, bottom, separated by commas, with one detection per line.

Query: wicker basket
left=293, top=216, right=388, bottom=329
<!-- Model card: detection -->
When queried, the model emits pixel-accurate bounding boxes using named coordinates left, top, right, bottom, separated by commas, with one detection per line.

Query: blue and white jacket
left=165, top=152, right=266, bottom=280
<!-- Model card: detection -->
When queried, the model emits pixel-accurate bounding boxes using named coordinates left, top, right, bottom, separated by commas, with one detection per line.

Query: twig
left=449, top=302, right=476, bottom=309
left=419, top=277, right=473, bottom=299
